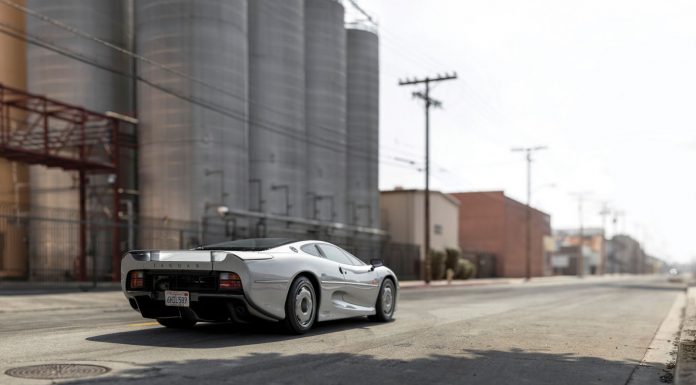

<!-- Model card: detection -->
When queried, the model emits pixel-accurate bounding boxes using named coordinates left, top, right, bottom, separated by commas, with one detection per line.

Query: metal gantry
left=0, top=83, right=129, bottom=282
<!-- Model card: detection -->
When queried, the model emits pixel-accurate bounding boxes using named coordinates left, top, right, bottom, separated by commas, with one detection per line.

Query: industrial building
left=380, top=189, right=460, bottom=279
left=452, top=191, right=552, bottom=278
left=0, top=0, right=381, bottom=282
left=605, top=234, right=649, bottom=274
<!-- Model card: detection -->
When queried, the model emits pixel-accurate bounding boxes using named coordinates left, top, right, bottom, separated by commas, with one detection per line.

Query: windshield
left=195, top=238, right=295, bottom=251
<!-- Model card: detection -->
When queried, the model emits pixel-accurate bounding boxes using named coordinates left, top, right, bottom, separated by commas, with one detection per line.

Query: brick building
left=451, top=191, right=552, bottom=278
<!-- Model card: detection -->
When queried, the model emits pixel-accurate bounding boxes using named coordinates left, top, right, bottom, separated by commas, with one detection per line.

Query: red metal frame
left=0, top=83, right=124, bottom=282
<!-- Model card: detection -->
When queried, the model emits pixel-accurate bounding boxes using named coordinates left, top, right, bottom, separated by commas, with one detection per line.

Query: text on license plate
left=165, top=290, right=189, bottom=307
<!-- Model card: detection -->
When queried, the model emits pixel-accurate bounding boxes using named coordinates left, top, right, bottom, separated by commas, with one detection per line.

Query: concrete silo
left=0, top=0, right=29, bottom=278
left=346, top=26, right=379, bottom=228
left=248, top=0, right=305, bottom=218
left=25, top=0, right=132, bottom=279
left=304, top=0, right=347, bottom=223
left=136, top=0, right=248, bottom=243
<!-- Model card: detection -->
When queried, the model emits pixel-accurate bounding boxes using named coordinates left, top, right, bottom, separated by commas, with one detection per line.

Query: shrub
left=445, top=248, right=461, bottom=272
left=455, top=258, right=477, bottom=280
left=430, top=249, right=446, bottom=280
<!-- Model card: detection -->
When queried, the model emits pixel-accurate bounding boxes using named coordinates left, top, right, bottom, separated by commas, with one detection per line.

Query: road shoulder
left=628, top=291, right=684, bottom=384
left=676, top=287, right=696, bottom=384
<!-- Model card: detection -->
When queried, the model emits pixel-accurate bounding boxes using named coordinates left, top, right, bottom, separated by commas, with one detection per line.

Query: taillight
left=129, top=270, right=144, bottom=289
left=219, top=272, right=242, bottom=290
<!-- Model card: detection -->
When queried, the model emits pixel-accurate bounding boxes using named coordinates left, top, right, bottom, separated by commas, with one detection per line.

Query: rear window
left=195, top=238, right=295, bottom=251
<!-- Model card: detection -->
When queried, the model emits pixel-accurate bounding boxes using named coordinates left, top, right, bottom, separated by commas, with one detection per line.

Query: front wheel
left=369, top=278, right=396, bottom=322
left=283, top=276, right=316, bottom=334
left=157, top=318, right=197, bottom=329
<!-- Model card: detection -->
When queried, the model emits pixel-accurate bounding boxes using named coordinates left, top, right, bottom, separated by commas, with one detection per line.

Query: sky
left=349, top=0, right=696, bottom=263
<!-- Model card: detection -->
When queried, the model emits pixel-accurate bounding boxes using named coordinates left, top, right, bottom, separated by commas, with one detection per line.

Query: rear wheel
left=157, top=318, right=197, bottom=329
left=369, top=278, right=396, bottom=322
left=283, top=276, right=316, bottom=334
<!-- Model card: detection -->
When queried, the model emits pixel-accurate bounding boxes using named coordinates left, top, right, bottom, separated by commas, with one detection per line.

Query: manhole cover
left=5, top=364, right=110, bottom=379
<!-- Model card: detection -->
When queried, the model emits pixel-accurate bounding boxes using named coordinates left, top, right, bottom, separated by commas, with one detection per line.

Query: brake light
left=219, top=272, right=242, bottom=290
left=130, top=270, right=144, bottom=289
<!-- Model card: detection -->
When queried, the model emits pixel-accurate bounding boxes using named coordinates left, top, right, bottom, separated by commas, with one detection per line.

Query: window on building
left=434, top=224, right=443, bottom=235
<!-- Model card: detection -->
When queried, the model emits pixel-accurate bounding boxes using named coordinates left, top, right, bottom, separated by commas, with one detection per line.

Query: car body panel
left=121, top=240, right=399, bottom=324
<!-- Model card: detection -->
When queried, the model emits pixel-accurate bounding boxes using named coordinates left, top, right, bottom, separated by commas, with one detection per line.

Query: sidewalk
left=0, top=281, right=121, bottom=294
left=0, top=290, right=127, bottom=313
left=398, top=273, right=640, bottom=289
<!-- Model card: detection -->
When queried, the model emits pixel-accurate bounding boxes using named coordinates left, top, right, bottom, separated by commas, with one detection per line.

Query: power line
left=1, top=0, right=453, bottom=183
left=2, top=0, right=381, bottom=155
left=345, top=0, right=377, bottom=25
left=0, top=22, right=404, bottom=167
left=6, top=0, right=489, bottom=178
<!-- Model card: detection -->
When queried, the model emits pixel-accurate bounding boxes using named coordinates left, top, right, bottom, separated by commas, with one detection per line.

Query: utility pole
left=399, top=72, right=457, bottom=283
left=598, top=202, right=611, bottom=275
left=570, top=192, right=592, bottom=277
left=613, top=210, right=626, bottom=235
left=511, top=146, right=547, bottom=281
left=599, top=202, right=611, bottom=238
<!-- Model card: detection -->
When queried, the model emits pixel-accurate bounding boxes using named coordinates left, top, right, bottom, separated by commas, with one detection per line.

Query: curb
left=397, top=274, right=639, bottom=290
left=676, top=287, right=696, bottom=384
left=399, top=280, right=514, bottom=290
left=0, top=281, right=121, bottom=293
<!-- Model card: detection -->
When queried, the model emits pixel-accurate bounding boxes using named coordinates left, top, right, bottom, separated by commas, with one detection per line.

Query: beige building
left=380, top=189, right=460, bottom=262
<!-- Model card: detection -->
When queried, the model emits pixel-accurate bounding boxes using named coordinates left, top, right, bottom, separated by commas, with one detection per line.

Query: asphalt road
left=0, top=276, right=686, bottom=385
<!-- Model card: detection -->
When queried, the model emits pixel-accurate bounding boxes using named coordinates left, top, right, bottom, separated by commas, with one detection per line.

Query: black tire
left=157, top=318, right=197, bottom=329
left=283, top=276, right=316, bottom=334
left=369, top=278, right=396, bottom=322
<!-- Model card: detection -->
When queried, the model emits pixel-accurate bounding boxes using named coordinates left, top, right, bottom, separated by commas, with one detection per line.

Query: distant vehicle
left=121, top=238, right=398, bottom=334
left=668, top=268, right=683, bottom=283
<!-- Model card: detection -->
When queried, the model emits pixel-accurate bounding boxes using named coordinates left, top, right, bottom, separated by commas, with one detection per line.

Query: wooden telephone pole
left=399, top=73, right=457, bottom=283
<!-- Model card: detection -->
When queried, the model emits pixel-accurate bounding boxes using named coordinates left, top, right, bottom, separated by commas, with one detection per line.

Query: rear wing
left=124, top=250, right=274, bottom=262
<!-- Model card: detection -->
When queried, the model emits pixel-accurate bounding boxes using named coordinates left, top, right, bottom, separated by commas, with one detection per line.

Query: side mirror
left=370, top=258, right=384, bottom=268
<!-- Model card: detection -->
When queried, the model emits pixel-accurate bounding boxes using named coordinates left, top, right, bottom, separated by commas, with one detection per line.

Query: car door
left=335, top=248, right=381, bottom=309
left=317, top=244, right=377, bottom=312
left=301, top=243, right=346, bottom=288
left=300, top=243, right=348, bottom=320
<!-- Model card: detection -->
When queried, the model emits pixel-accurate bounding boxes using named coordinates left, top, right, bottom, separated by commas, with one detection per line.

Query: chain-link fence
left=0, top=203, right=421, bottom=284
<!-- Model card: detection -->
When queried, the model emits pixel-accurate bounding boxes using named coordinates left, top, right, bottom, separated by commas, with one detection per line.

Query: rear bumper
left=125, top=291, right=280, bottom=323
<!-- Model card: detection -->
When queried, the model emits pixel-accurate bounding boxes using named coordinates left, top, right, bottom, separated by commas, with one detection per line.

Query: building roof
left=380, top=189, right=460, bottom=206
left=448, top=190, right=550, bottom=218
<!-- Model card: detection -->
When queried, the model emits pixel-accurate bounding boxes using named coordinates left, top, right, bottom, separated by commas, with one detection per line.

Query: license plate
left=164, top=290, right=189, bottom=307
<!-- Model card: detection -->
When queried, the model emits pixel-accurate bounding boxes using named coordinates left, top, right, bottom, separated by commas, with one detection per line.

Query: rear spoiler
left=125, top=250, right=273, bottom=262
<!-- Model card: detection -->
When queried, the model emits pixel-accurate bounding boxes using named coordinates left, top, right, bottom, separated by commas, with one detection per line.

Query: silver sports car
left=121, top=238, right=398, bottom=333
